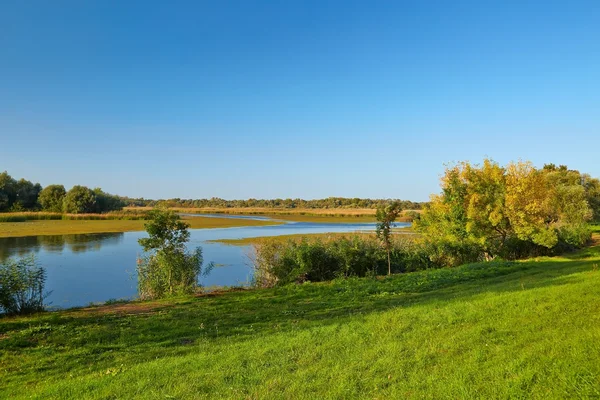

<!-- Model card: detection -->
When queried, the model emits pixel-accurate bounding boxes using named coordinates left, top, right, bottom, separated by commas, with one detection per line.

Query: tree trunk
left=387, top=250, right=391, bottom=275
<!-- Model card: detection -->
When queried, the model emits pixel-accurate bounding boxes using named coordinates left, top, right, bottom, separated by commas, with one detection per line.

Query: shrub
left=137, top=208, right=212, bottom=299
left=0, top=255, right=48, bottom=314
left=137, top=247, right=205, bottom=300
left=252, top=235, right=433, bottom=287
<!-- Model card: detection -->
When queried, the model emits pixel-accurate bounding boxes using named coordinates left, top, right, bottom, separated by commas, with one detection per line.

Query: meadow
left=1, top=242, right=599, bottom=398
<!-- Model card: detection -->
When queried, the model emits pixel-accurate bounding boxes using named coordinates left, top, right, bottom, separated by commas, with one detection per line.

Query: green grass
left=0, top=217, right=281, bottom=238
left=2, top=246, right=600, bottom=398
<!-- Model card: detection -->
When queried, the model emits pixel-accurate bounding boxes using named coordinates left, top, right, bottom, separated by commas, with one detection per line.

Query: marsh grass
left=211, top=230, right=416, bottom=246
left=1, top=245, right=600, bottom=398
left=0, top=211, right=149, bottom=223
left=126, top=206, right=419, bottom=222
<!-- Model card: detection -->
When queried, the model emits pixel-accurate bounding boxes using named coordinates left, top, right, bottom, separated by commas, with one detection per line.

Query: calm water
left=0, top=217, right=409, bottom=309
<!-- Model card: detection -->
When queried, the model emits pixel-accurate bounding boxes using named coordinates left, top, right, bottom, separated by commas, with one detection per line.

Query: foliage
left=137, top=208, right=210, bottom=299
left=0, top=171, right=125, bottom=215
left=252, top=235, right=431, bottom=287
left=0, top=172, right=41, bottom=212
left=138, top=208, right=190, bottom=252
left=137, top=247, right=205, bottom=300
left=62, top=186, right=97, bottom=214
left=92, top=188, right=125, bottom=213
left=376, top=201, right=403, bottom=275
left=1, top=245, right=600, bottom=398
left=583, top=173, right=600, bottom=222
left=123, top=196, right=426, bottom=210
left=38, top=185, right=67, bottom=212
left=0, top=171, right=429, bottom=216
left=417, top=159, right=595, bottom=266
left=0, top=255, right=47, bottom=314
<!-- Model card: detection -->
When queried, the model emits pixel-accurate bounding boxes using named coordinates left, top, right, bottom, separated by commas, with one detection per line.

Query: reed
left=125, top=206, right=419, bottom=221
left=0, top=211, right=150, bottom=223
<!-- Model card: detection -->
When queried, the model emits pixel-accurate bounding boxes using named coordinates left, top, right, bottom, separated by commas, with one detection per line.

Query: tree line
left=1, top=171, right=426, bottom=213
left=123, top=196, right=425, bottom=210
left=0, top=171, right=125, bottom=213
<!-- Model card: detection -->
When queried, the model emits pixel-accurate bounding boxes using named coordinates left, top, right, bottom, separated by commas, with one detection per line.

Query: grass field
left=0, top=217, right=281, bottom=238
left=1, top=244, right=599, bottom=398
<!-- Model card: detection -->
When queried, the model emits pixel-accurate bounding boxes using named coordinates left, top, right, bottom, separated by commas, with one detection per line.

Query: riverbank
left=126, top=206, right=417, bottom=223
left=0, top=216, right=282, bottom=238
left=2, top=244, right=599, bottom=398
left=209, top=228, right=416, bottom=246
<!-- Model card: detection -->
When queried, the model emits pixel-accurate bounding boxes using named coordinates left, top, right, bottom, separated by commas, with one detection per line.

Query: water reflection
left=0, top=233, right=124, bottom=262
left=0, top=221, right=409, bottom=309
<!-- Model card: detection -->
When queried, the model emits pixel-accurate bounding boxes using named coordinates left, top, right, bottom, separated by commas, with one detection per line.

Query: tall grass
left=0, top=211, right=150, bottom=223
left=129, top=206, right=419, bottom=221
left=0, top=255, right=48, bottom=314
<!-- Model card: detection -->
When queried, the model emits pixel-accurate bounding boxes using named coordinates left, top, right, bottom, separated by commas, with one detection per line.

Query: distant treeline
left=122, top=197, right=426, bottom=210
left=1, top=171, right=425, bottom=214
left=0, top=171, right=125, bottom=214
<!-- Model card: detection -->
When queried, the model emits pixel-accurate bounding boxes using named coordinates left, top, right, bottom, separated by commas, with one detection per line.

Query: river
left=0, top=215, right=410, bottom=309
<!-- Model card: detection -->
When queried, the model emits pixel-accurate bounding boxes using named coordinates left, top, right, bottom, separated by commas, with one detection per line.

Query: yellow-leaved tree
left=417, top=159, right=594, bottom=267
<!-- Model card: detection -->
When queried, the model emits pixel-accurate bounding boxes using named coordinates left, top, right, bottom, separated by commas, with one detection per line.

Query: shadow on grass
left=1, top=248, right=599, bottom=380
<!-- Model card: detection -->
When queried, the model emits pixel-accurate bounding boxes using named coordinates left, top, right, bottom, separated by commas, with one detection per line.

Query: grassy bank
left=0, top=211, right=149, bottom=223
left=0, top=217, right=281, bottom=238
left=1, top=246, right=599, bottom=398
left=210, top=229, right=416, bottom=246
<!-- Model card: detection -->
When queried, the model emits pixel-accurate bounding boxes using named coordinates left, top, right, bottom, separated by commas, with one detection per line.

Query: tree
left=63, top=186, right=96, bottom=214
left=583, top=174, right=600, bottom=222
left=93, top=188, right=125, bottom=212
left=13, top=179, right=42, bottom=210
left=376, top=201, right=403, bottom=275
left=417, top=159, right=594, bottom=266
left=138, top=208, right=191, bottom=252
left=38, top=185, right=66, bottom=212
left=0, top=172, right=17, bottom=211
left=137, top=208, right=211, bottom=299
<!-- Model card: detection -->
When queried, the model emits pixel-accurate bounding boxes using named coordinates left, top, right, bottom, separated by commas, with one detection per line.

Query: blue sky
left=1, top=1, right=599, bottom=201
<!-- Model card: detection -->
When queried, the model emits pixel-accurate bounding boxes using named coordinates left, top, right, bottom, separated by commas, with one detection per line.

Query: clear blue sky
left=1, top=1, right=599, bottom=201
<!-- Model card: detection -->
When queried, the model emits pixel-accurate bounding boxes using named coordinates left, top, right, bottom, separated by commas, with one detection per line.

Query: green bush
left=136, top=208, right=212, bottom=300
left=137, top=247, right=206, bottom=300
left=252, top=235, right=433, bottom=287
left=0, top=255, right=48, bottom=314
